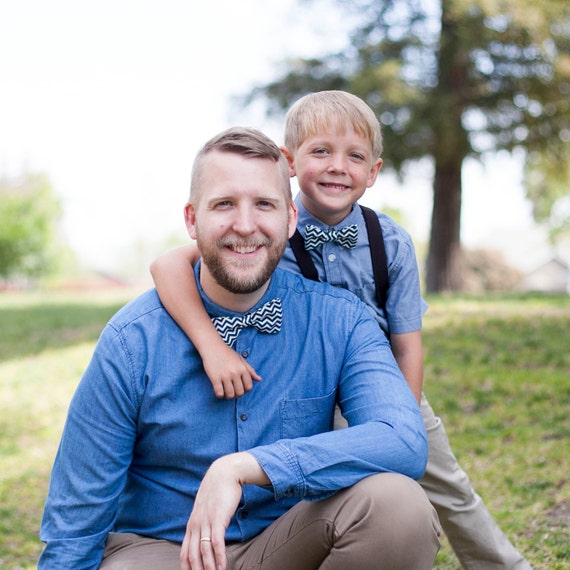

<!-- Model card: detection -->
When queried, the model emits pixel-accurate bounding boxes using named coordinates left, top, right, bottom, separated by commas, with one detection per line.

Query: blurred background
left=1, top=0, right=569, bottom=293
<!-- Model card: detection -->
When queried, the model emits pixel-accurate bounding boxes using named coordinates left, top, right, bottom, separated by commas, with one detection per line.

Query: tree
left=0, top=173, right=63, bottom=282
left=244, top=0, right=570, bottom=292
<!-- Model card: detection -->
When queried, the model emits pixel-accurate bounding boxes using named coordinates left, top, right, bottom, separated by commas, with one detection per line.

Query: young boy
left=150, top=91, right=531, bottom=569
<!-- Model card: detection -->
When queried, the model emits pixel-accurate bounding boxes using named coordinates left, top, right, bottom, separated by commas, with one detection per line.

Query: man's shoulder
left=107, top=289, right=166, bottom=332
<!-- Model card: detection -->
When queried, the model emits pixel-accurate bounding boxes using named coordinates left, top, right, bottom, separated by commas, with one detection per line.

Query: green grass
left=423, top=293, right=570, bottom=569
left=1, top=290, right=569, bottom=569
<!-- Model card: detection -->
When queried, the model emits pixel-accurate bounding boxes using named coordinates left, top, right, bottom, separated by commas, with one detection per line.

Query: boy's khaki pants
left=100, top=473, right=440, bottom=569
left=419, top=394, right=532, bottom=569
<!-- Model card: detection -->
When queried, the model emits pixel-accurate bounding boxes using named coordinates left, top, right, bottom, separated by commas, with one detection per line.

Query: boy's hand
left=202, top=343, right=261, bottom=399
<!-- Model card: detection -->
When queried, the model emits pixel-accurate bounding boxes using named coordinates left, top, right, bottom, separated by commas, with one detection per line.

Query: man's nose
left=232, top=205, right=256, bottom=234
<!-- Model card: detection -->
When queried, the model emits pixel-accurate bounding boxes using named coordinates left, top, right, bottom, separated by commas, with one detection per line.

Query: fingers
left=218, top=371, right=261, bottom=399
left=180, top=528, right=227, bottom=570
left=245, top=361, right=262, bottom=383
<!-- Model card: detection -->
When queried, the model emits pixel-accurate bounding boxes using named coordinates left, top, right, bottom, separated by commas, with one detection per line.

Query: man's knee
left=322, top=474, right=441, bottom=569
left=352, top=472, right=441, bottom=530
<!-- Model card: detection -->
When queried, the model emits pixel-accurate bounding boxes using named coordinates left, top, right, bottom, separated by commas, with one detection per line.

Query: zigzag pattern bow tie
left=212, top=298, right=283, bottom=347
left=304, top=224, right=359, bottom=250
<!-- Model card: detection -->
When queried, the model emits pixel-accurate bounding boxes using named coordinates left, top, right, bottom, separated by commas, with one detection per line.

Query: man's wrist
left=213, top=452, right=270, bottom=487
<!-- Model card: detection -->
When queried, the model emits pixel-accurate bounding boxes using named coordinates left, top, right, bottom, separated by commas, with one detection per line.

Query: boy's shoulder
left=367, top=207, right=413, bottom=241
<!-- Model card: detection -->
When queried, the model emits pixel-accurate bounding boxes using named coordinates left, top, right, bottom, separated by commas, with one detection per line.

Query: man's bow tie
left=212, top=298, right=283, bottom=347
left=304, top=224, right=358, bottom=250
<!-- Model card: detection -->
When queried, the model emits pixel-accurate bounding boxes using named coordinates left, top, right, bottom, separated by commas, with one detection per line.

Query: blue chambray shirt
left=279, top=196, right=428, bottom=335
left=39, top=267, right=426, bottom=570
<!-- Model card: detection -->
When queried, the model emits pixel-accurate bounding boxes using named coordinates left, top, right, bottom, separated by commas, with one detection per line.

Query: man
left=39, top=127, right=440, bottom=570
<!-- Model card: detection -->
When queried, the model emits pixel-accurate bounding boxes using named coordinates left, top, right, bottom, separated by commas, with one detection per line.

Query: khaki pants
left=419, top=394, right=532, bottom=569
left=100, top=473, right=440, bottom=569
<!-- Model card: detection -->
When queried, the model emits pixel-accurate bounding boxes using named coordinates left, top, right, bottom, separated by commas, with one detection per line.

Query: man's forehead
left=198, top=151, right=285, bottom=199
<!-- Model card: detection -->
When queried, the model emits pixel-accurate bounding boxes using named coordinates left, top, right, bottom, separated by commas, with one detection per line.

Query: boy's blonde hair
left=283, top=90, right=383, bottom=158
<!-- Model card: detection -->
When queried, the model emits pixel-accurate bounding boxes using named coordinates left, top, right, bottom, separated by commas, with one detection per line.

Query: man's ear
left=287, top=201, right=299, bottom=239
left=280, top=146, right=296, bottom=177
left=184, top=202, right=197, bottom=240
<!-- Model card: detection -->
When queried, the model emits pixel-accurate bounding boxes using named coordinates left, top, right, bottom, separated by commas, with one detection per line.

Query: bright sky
left=1, top=0, right=542, bottom=278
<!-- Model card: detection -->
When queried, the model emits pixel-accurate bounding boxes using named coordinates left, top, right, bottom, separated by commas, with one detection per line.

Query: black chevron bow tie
left=211, top=298, right=283, bottom=347
left=304, top=224, right=359, bottom=250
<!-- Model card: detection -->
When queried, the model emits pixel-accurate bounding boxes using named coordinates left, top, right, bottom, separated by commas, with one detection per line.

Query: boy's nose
left=327, top=154, right=347, bottom=174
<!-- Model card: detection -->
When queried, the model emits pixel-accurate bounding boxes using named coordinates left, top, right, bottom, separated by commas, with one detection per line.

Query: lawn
left=0, top=289, right=568, bottom=569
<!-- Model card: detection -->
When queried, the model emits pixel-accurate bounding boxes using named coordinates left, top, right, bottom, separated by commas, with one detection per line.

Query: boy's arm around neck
left=150, top=244, right=260, bottom=398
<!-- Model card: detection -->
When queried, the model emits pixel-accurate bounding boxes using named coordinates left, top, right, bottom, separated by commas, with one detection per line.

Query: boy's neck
left=299, top=194, right=354, bottom=227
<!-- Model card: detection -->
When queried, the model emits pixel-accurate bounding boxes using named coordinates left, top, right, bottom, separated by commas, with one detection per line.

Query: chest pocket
left=279, top=390, right=336, bottom=440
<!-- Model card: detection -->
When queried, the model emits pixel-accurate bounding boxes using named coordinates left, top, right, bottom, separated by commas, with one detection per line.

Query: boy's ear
left=367, top=158, right=383, bottom=188
left=184, top=202, right=197, bottom=240
left=279, top=146, right=296, bottom=177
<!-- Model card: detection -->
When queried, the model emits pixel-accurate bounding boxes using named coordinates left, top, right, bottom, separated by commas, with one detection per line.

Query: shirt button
left=240, top=413, right=248, bottom=421
left=241, top=350, right=248, bottom=358
left=328, top=253, right=336, bottom=262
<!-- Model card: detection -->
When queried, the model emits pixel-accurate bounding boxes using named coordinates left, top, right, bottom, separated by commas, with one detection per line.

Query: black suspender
left=288, top=227, right=319, bottom=282
left=360, top=205, right=389, bottom=311
left=288, top=205, right=389, bottom=311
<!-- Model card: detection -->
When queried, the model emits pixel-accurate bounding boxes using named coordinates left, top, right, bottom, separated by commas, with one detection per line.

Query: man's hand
left=180, top=452, right=270, bottom=570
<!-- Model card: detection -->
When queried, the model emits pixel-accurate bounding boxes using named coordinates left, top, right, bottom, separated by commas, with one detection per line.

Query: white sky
left=0, top=0, right=544, bottom=278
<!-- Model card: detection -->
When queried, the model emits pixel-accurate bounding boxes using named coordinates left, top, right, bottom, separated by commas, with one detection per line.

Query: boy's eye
left=350, top=152, right=366, bottom=161
left=312, top=147, right=329, bottom=155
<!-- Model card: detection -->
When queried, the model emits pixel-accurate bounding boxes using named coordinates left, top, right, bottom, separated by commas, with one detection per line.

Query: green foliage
left=246, top=0, right=570, bottom=291
left=0, top=173, right=63, bottom=281
left=524, top=146, right=570, bottom=240
left=0, top=291, right=569, bottom=568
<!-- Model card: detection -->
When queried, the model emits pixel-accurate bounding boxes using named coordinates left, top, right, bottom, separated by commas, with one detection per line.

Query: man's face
left=185, top=150, right=297, bottom=302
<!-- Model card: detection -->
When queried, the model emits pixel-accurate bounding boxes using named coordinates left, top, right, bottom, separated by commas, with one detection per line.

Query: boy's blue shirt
left=280, top=195, right=428, bottom=335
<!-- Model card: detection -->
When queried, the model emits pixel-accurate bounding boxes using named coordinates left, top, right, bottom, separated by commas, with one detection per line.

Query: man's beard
left=197, top=234, right=287, bottom=295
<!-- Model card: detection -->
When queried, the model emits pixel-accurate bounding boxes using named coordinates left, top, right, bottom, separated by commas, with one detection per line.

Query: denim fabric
left=39, top=267, right=426, bottom=570
left=279, top=197, right=427, bottom=334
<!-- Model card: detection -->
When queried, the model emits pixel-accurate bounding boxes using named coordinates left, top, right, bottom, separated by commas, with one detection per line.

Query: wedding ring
left=200, top=537, right=212, bottom=542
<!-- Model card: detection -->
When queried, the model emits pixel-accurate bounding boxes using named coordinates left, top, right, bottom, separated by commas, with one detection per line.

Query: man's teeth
left=233, top=245, right=257, bottom=254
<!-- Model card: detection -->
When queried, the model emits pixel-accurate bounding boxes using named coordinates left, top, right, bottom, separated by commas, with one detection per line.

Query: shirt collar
left=194, top=260, right=282, bottom=319
left=294, top=195, right=361, bottom=231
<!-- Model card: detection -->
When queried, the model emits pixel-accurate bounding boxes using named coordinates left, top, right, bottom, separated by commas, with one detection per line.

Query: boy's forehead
left=306, top=119, right=373, bottom=146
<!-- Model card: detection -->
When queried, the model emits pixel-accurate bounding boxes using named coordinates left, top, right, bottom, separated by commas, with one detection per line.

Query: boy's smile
left=283, top=125, right=382, bottom=226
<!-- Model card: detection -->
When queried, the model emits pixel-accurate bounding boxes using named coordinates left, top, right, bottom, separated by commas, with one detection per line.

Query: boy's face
left=282, top=125, right=382, bottom=226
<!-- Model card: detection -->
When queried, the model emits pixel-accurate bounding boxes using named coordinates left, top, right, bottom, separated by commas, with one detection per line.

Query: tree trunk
left=425, top=0, right=469, bottom=293
left=426, top=161, right=463, bottom=292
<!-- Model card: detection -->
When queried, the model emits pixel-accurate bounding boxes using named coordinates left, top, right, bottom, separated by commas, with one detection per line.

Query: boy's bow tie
left=212, top=298, right=283, bottom=347
left=304, top=224, right=358, bottom=250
